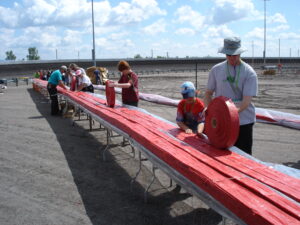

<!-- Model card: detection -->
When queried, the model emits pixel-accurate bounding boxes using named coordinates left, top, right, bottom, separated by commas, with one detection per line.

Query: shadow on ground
left=28, top=88, right=223, bottom=225
left=283, top=161, right=300, bottom=170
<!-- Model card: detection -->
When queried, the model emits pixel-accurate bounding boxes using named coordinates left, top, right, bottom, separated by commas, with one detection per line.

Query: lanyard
left=226, top=61, right=241, bottom=88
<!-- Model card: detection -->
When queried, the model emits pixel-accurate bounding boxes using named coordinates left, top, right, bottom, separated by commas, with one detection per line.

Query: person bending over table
left=47, top=65, right=68, bottom=115
left=75, top=69, right=94, bottom=93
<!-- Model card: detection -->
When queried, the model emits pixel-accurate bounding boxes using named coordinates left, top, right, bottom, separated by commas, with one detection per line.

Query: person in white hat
left=47, top=65, right=68, bottom=115
left=204, top=37, right=258, bottom=154
left=75, top=69, right=94, bottom=93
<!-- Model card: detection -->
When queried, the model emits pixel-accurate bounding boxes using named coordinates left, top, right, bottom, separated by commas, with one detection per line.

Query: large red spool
left=205, top=96, right=239, bottom=149
left=105, top=80, right=116, bottom=108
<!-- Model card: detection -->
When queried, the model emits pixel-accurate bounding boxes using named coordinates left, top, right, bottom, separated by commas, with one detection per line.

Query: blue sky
left=0, top=0, right=299, bottom=60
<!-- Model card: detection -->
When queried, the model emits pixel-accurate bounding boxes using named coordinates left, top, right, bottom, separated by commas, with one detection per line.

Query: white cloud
left=245, top=27, right=264, bottom=39
left=0, top=0, right=91, bottom=28
left=109, top=0, right=166, bottom=25
left=268, top=13, right=287, bottom=24
left=0, top=28, right=16, bottom=55
left=211, top=0, right=255, bottom=24
left=39, top=33, right=61, bottom=48
left=188, top=0, right=204, bottom=2
left=279, top=32, right=300, bottom=40
left=10, top=27, right=60, bottom=48
left=175, top=28, right=196, bottom=36
left=62, top=30, right=84, bottom=46
left=0, top=6, right=19, bottom=27
left=166, top=0, right=177, bottom=5
left=0, top=0, right=165, bottom=28
left=268, top=24, right=290, bottom=33
left=246, top=24, right=291, bottom=40
left=0, top=0, right=166, bottom=59
left=142, top=19, right=166, bottom=35
left=96, top=33, right=134, bottom=53
left=93, top=1, right=112, bottom=26
left=203, top=25, right=234, bottom=39
left=174, top=6, right=205, bottom=30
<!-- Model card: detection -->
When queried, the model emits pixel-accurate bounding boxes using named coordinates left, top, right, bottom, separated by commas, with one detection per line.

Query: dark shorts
left=47, top=83, right=59, bottom=115
left=234, top=123, right=254, bottom=155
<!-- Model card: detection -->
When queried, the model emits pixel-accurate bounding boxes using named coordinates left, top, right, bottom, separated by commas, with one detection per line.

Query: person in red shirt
left=108, top=60, right=139, bottom=106
left=176, top=81, right=205, bottom=136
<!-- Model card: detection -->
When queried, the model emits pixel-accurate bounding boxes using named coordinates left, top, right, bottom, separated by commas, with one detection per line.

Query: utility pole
left=195, top=62, right=198, bottom=90
left=252, top=40, right=254, bottom=66
left=263, top=0, right=270, bottom=66
left=278, top=38, right=280, bottom=64
left=91, top=0, right=96, bottom=66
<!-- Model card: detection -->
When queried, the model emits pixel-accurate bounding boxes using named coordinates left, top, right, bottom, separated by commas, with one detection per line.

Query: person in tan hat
left=204, top=37, right=258, bottom=154
left=47, top=65, right=68, bottom=115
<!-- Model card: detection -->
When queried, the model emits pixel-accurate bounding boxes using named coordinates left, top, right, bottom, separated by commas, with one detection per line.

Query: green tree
left=5, top=50, right=16, bottom=60
left=27, top=47, right=40, bottom=60
left=134, top=54, right=142, bottom=59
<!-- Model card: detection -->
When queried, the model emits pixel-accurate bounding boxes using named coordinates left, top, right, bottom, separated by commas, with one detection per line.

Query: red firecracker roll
left=105, top=80, right=116, bottom=108
left=70, top=76, right=76, bottom=91
left=205, top=96, right=239, bottom=149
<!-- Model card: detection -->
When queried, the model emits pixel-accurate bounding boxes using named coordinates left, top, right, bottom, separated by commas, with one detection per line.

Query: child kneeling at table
left=176, top=81, right=205, bottom=136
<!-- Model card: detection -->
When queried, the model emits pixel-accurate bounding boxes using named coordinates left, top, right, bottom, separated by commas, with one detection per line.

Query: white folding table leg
left=144, top=166, right=157, bottom=203
left=102, top=129, right=112, bottom=161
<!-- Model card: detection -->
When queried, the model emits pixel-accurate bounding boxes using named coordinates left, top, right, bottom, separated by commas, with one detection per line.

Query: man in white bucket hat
left=204, top=37, right=258, bottom=155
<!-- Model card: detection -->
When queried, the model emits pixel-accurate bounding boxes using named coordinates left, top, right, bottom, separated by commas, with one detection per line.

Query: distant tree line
left=4, top=47, right=40, bottom=61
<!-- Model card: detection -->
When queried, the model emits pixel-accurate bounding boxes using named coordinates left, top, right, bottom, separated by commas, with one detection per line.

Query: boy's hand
left=185, top=128, right=193, bottom=134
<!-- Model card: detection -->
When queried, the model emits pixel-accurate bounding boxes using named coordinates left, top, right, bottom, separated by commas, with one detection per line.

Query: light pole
left=252, top=40, right=254, bottom=66
left=91, top=0, right=96, bottom=67
left=263, top=0, right=270, bottom=66
left=278, top=38, right=280, bottom=64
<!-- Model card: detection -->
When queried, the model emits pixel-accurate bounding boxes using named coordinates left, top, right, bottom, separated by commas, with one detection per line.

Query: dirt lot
left=0, top=69, right=299, bottom=225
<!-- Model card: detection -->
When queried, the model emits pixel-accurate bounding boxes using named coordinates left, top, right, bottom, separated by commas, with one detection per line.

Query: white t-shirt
left=207, top=60, right=258, bottom=125
left=78, top=74, right=92, bottom=87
